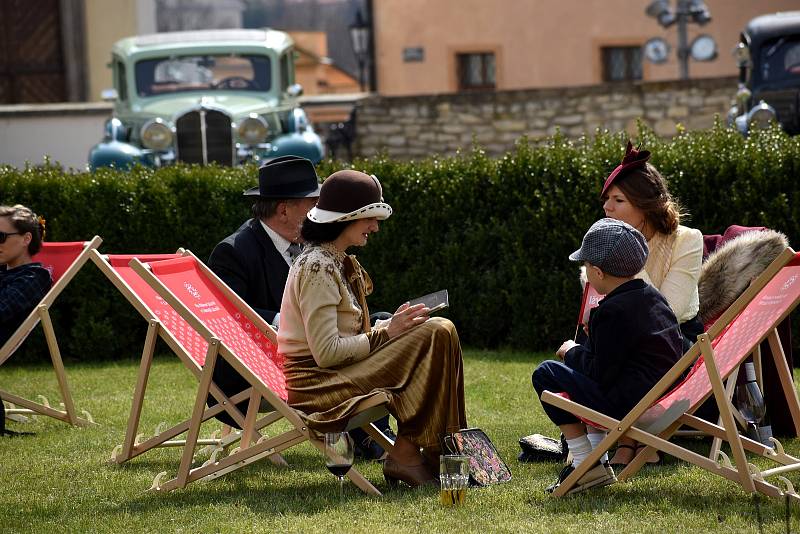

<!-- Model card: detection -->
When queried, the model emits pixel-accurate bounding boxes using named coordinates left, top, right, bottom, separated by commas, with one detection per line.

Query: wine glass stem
left=339, top=476, right=344, bottom=501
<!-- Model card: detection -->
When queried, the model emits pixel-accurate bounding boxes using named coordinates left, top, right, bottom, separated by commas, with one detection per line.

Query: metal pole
left=366, top=0, right=377, bottom=92
left=358, top=59, right=366, bottom=92
left=676, top=0, right=690, bottom=80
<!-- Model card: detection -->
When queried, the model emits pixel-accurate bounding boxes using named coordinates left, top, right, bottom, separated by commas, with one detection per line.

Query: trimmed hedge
left=2, top=122, right=799, bottom=361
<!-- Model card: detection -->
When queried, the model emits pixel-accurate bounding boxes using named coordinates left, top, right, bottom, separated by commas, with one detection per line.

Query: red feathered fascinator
left=600, top=141, right=651, bottom=197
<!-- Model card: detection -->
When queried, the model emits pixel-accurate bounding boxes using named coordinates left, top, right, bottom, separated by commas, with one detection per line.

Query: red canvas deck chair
left=576, top=280, right=784, bottom=453
left=1, top=236, right=102, bottom=427
left=544, top=248, right=800, bottom=500
left=90, top=251, right=282, bottom=465
left=129, top=252, right=394, bottom=495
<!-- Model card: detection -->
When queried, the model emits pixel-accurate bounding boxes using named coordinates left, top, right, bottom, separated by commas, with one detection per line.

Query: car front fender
left=89, top=140, right=150, bottom=170
left=269, top=131, right=325, bottom=164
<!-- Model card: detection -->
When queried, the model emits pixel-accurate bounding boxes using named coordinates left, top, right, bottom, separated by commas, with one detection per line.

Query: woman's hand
left=556, top=340, right=578, bottom=359
left=386, top=302, right=430, bottom=339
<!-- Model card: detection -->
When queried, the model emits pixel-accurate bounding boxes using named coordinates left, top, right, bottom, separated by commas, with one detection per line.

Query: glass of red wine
left=325, top=432, right=354, bottom=500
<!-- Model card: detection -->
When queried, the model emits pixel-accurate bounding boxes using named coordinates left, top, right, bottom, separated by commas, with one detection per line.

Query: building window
left=602, top=46, right=642, bottom=82
left=457, top=52, right=495, bottom=91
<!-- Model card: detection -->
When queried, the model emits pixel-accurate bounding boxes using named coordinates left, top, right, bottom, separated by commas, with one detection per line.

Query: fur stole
left=698, top=229, right=789, bottom=325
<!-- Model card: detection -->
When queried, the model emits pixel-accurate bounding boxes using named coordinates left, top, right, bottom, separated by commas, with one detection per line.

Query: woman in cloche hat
left=278, top=169, right=467, bottom=488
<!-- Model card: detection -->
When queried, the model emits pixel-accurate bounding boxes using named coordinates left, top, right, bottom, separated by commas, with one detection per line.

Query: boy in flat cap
left=532, top=218, right=683, bottom=494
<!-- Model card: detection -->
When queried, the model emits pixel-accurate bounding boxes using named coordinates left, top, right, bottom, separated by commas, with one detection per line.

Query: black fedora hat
left=243, top=155, right=321, bottom=199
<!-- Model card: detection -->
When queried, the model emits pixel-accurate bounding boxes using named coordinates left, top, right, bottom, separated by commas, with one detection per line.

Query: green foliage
left=2, top=123, right=799, bottom=360
left=2, top=354, right=800, bottom=533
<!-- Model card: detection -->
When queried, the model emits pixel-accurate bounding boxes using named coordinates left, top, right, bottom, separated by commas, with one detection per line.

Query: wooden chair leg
left=39, top=306, right=79, bottom=425
left=767, top=329, right=800, bottom=435
left=118, top=320, right=159, bottom=462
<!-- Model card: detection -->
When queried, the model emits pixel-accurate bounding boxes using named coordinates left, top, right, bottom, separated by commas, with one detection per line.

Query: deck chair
left=90, top=251, right=286, bottom=465
left=575, top=279, right=789, bottom=451
left=129, top=251, right=394, bottom=495
left=543, top=248, right=800, bottom=500
left=1, top=236, right=102, bottom=427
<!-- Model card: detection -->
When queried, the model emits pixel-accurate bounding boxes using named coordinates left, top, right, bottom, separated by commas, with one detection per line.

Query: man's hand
left=556, top=340, right=578, bottom=359
left=386, top=302, right=429, bottom=339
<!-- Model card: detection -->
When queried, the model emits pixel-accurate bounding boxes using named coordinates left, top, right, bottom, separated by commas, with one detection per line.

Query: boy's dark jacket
left=564, top=278, right=683, bottom=410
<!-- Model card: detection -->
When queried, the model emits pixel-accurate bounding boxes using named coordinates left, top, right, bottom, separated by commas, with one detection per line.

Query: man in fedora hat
left=205, top=155, right=320, bottom=426
left=207, top=155, right=394, bottom=459
left=210, top=155, right=320, bottom=327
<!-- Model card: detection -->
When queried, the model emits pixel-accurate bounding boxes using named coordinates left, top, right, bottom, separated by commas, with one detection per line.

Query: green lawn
left=2, top=350, right=799, bottom=533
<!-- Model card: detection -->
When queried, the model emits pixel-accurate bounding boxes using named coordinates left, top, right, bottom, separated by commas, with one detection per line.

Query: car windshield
left=757, top=36, right=800, bottom=85
left=135, top=54, right=271, bottom=97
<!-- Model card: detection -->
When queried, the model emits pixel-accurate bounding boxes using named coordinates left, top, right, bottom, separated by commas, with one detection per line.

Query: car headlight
left=237, top=114, right=269, bottom=144
left=747, top=100, right=777, bottom=130
left=141, top=119, right=173, bottom=150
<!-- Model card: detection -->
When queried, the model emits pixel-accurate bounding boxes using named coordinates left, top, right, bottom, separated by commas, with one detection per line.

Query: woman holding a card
left=277, top=169, right=467, bottom=488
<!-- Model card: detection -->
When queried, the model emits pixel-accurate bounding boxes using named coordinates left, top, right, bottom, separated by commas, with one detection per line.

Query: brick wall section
left=355, top=76, right=737, bottom=159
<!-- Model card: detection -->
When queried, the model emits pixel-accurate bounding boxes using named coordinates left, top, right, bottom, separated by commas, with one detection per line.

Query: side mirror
left=286, top=83, right=304, bottom=98
left=101, top=88, right=119, bottom=102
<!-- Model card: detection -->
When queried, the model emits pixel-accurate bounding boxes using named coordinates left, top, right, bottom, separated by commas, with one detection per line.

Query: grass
left=2, top=350, right=800, bottom=533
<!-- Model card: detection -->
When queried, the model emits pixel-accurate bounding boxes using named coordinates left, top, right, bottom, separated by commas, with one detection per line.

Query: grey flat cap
left=569, top=217, right=648, bottom=277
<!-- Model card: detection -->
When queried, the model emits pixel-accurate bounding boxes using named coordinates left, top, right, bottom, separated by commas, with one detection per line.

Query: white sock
left=565, top=435, right=592, bottom=467
left=586, top=431, right=609, bottom=463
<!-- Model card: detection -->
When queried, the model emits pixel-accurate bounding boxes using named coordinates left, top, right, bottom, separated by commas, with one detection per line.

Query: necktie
left=287, top=242, right=302, bottom=262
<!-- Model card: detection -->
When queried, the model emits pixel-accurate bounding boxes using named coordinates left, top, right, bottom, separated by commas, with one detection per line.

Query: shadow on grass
left=95, top=462, right=437, bottom=518
left=464, top=348, right=550, bottom=364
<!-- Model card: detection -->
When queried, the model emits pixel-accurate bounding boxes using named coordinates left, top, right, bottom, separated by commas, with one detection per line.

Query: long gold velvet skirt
left=284, top=317, right=467, bottom=449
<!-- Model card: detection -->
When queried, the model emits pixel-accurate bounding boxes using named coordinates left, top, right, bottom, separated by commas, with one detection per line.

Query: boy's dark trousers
left=532, top=360, right=624, bottom=426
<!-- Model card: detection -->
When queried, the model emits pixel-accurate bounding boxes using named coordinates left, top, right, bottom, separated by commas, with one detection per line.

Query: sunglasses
left=0, top=231, right=22, bottom=243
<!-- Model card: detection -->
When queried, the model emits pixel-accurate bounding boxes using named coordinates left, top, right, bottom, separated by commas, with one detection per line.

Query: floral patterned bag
left=443, top=428, right=512, bottom=486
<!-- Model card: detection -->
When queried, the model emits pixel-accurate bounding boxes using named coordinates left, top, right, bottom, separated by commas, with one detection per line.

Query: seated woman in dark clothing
left=0, top=204, right=52, bottom=435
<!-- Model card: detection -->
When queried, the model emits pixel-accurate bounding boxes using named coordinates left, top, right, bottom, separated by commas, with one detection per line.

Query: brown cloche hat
left=243, top=155, right=321, bottom=199
left=306, top=170, right=393, bottom=223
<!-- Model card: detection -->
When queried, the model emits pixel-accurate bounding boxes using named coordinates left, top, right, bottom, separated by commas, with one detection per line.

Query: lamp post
left=349, top=9, right=370, bottom=92
left=645, top=0, right=715, bottom=80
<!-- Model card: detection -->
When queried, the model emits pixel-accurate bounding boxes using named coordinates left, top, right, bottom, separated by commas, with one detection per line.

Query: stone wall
left=355, top=76, right=737, bottom=159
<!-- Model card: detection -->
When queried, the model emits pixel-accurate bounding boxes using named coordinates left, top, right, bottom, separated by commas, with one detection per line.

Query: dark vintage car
left=729, top=11, right=800, bottom=135
left=89, top=29, right=324, bottom=169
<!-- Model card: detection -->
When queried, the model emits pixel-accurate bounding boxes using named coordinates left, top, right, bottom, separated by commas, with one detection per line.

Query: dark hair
left=251, top=198, right=281, bottom=220
left=606, top=163, right=684, bottom=235
left=301, top=218, right=351, bottom=244
left=0, top=204, right=45, bottom=255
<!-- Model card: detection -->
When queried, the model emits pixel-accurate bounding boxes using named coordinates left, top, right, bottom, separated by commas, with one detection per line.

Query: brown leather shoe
left=383, top=458, right=437, bottom=488
left=421, top=447, right=442, bottom=477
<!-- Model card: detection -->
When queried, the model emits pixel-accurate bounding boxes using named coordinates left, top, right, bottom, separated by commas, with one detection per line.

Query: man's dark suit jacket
left=206, top=218, right=290, bottom=427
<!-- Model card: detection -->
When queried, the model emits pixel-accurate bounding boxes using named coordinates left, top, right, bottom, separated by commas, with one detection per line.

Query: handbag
left=517, top=433, right=568, bottom=463
left=443, top=428, right=512, bottom=486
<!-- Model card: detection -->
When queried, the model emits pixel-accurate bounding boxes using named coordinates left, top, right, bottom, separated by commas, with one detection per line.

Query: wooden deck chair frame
left=1, top=236, right=102, bottom=427
left=543, top=247, right=800, bottom=500
left=90, top=250, right=291, bottom=466
left=129, top=251, right=394, bottom=495
left=575, top=274, right=795, bottom=454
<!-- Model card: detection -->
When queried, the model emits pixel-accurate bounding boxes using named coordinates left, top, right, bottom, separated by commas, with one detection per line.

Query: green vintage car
left=89, top=29, right=324, bottom=169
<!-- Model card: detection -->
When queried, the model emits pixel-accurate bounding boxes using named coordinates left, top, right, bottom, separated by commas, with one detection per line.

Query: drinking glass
left=439, top=454, right=469, bottom=506
left=325, top=432, right=354, bottom=500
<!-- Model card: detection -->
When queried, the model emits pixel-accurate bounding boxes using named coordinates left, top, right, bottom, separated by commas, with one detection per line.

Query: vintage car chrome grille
left=175, top=108, right=234, bottom=165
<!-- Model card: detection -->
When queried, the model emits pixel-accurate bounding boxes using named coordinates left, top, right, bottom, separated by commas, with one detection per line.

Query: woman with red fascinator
left=599, top=142, right=703, bottom=467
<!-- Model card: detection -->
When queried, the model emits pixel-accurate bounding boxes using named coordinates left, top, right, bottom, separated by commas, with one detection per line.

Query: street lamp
left=644, top=0, right=716, bottom=80
left=349, top=9, right=370, bottom=92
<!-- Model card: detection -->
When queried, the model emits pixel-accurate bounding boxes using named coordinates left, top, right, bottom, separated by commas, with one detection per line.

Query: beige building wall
left=374, top=0, right=800, bottom=95
left=84, top=0, right=156, bottom=101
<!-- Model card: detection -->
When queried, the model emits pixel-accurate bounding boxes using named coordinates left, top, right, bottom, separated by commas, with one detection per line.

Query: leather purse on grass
left=443, top=428, right=512, bottom=486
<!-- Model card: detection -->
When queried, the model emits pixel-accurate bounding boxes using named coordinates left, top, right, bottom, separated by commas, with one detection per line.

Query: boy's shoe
left=545, top=461, right=617, bottom=495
